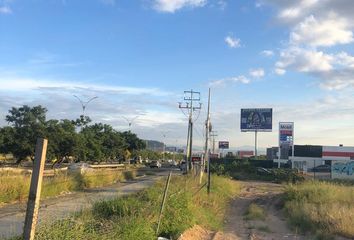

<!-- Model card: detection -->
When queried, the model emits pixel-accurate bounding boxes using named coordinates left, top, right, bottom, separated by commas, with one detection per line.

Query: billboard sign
left=218, top=141, right=229, bottom=149
left=240, top=108, right=273, bottom=132
left=279, top=122, right=294, bottom=145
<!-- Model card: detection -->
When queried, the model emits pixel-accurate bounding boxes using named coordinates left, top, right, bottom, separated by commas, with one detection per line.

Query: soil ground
left=180, top=181, right=350, bottom=240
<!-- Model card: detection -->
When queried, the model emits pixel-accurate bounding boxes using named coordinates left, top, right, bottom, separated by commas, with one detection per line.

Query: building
left=237, top=150, right=254, bottom=158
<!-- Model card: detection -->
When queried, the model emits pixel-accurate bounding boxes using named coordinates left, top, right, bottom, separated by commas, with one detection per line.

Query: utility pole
left=201, top=88, right=211, bottom=185
left=210, top=131, right=218, bottom=154
left=179, top=90, right=202, bottom=172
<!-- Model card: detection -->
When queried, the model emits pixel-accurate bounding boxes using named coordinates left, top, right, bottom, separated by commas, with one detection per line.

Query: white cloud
left=262, top=0, right=354, bottom=90
left=0, top=6, right=11, bottom=14
left=275, top=68, right=285, bottom=75
left=260, top=50, right=274, bottom=57
left=335, top=52, right=354, bottom=68
left=249, top=68, right=265, bottom=78
left=276, top=47, right=333, bottom=73
left=209, top=75, right=250, bottom=87
left=231, top=75, right=250, bottom=84
left=153, top=0, right=206, bottom=13
left=290, top=15, right=353, bottom=47
left=224, top=36, right=241, bottom=48
left=0, top=77, right=168, bottom=96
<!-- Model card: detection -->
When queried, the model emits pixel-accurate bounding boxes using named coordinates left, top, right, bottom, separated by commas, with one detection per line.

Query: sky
left=1, top=0, right=354, bottom=151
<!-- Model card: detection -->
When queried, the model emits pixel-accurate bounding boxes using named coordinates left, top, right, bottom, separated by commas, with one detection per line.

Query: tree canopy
left=0, top=105, right=148, bottom=164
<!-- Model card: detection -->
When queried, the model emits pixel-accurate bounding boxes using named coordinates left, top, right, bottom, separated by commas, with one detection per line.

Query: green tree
left=5, top=105, right=47, bottom=163
left=121, top=131, right=146, bottom=151
left=45, top=119, right=78, bottom=165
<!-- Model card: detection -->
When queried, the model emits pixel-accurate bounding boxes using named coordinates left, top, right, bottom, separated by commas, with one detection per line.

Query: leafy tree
left=72, top=115, right=92, bottom=129
left=45, top=119, right=78, bottom=165
left=5, top=105, right=47, bottom=162
left=0, top=105, right=147, bottom=164
left=121, top=131, right=146, bottom=151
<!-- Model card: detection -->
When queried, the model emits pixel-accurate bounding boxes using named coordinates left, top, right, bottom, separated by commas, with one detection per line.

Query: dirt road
left=0, top=169, right=174, bottom=239
left=210, top=181, right=350, bottom=240
left=212, top=181, right=305, bottom=240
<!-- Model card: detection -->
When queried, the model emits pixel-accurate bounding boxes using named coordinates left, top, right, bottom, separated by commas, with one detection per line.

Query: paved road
left=0, top=168, right=177, bottom=239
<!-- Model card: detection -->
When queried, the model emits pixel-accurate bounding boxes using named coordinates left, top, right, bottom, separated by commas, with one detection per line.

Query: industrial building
left=269, top=144, right=354, bottom=179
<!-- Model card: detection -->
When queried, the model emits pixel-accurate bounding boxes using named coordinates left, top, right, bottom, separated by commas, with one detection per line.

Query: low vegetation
left=284, top=181, right=354, bottom=239
left=0, top=169, right=137, bottom=204
left=10, top=174, right=240, bottom=240
left=244, top=203, right=266, bottom=221
left=211, top=160, right=304, bottom=183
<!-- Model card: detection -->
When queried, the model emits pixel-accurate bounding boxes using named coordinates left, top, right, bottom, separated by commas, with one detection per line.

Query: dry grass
left=23, top=174, right=240, bottom=240
left=284, top=181, right=354, bottom=238
left=0, top=169, right=137, bottom=204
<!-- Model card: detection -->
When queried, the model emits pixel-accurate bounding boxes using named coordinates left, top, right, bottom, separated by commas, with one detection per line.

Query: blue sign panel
left=218, top=141, right=229, bottom=149
left=240, top=108, right=273, bottom=132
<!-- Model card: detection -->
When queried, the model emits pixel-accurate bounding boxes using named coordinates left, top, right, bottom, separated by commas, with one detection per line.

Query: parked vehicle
left=179, top=161, right=187, bottom=171
left=150, top=160, right=162, bottom=168
left=169, top=160, right=178, bottom=167
left=256, top=167, right=272, bottom=175
left=312, top=164, right=331, bottom=172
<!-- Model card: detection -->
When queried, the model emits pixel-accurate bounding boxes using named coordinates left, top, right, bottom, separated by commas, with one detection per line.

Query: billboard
left=279, top=122, right=294, bottom=145
left=240, top=108, right=272, bottom=132
left=218, top=141, right=229, bottom=149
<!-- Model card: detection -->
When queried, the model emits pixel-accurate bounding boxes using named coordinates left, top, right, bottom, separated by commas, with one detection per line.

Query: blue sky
left=1, top=0, right=354, bottom=151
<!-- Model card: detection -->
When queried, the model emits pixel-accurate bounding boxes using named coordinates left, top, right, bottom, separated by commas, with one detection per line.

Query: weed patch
left=11, top=174, right=240, bottom=240
left=284, top=181, right=354, bottom=238
left=244, top=203, right=266, bottom=221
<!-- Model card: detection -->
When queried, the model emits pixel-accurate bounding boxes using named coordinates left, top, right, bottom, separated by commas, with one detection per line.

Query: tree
left=5, top=105, right=47, bottom=162
left=121, top=131, right=146, bottom=151
left=45, top=119, right=78, bottom=166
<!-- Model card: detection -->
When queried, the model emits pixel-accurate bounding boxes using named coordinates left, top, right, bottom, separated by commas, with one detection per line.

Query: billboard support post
left=278, top=145, right=281, bottom=168
left=255, top=130, right=258, bottom=158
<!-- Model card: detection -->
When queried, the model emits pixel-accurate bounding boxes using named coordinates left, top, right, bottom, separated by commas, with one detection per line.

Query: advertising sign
left=240, top=108, right=273, bottom=132
left=218, top=141, right=229, bottom=149
left=279, top=122, right=294, bottom=145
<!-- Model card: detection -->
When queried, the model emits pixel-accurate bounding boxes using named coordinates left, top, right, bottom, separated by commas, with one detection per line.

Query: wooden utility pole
left=200, top=88, right=211, bottom=184
left=179, top=90, right=201, bottom=172
left=23, top=138, right=48, bottom=240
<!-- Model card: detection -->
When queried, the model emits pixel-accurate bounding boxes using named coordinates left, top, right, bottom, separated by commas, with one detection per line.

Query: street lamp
left=162, top=131, right=169, bottom=162
left=121, top=116, right=139, bottom=132
left=73, top=95, right=98, bottom=118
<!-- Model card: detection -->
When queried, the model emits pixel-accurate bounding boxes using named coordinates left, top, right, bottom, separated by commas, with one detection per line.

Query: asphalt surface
left=0, top=167, right=178, bottom=239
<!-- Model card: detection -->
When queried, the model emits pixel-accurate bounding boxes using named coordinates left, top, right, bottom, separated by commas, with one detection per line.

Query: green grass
left=244, top=203, right=266, bottom=221
left=11, top=174, right=240, bottom=240
left=0, top=169, right=137, bottom=204
left=284, top=180, right=354, bottom=239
